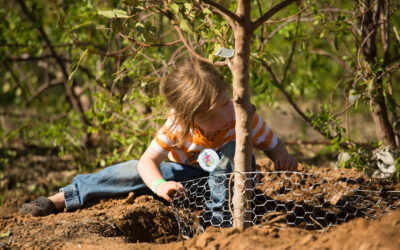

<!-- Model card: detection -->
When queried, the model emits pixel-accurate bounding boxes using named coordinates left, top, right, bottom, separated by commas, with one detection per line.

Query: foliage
left=0, top=0, right=399, bottom=176
left=393, top=156, right=400, bottom=181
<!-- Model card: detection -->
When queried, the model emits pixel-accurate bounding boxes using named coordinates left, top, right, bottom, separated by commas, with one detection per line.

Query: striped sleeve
left=252, top=113, right=278, bottom=151
left=150, top=117, right=177, bottom=156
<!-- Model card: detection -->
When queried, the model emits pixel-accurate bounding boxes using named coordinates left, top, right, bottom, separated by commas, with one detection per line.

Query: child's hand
left=264, top=138, right=298, bottom=172
left=274, top=153, right=298, bottom=172
left=155, top=181, right=185, bottom=202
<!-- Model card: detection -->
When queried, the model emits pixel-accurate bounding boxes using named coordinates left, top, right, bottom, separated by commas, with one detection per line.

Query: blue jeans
left=61, top=160, right=207, bottom=210
left=61, top=142, right=254, bottom=226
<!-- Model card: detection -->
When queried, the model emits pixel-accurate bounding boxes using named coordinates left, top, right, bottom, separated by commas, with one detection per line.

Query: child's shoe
left=19, top=196, right=57, bottom=216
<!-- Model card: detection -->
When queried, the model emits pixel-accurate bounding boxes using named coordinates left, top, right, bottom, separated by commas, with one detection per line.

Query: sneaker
left=19, top=196, right=57, bottom=216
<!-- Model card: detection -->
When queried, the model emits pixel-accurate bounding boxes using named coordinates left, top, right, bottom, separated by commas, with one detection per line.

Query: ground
left=1, top=147, right=400, bottom=250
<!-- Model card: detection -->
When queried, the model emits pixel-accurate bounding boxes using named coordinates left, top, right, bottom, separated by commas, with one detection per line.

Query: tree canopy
left=1, top=0, right=400, bottom=177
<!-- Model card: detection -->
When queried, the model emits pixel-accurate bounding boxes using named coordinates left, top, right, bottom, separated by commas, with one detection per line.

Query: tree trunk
left=231, top=0, right=253, bottom=228
left=358, top=0, right=396, bottom=148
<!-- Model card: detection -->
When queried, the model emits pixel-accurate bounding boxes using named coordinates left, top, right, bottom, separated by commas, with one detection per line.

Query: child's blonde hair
left=162, top=58, right=230, bottom=147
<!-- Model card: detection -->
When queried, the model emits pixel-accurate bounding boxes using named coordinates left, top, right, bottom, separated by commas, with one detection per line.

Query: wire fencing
left=171, top=170, right=400, bottom=239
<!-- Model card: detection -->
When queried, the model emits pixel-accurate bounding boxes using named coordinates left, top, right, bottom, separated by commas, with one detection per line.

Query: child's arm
left=138, top=146, right=184, bottom=202
left=263, top=138, right=298, bottom=172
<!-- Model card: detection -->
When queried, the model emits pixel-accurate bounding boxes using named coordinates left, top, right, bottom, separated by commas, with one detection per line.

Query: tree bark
left=379, top=0, right=399, bottom=147
left=231, top=0, right=253, bottom=229
left=358, top=0, right=396, bottom=148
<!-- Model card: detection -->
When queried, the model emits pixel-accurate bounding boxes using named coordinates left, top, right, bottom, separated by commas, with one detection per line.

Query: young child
left=20, top=58, right=298, bottom=226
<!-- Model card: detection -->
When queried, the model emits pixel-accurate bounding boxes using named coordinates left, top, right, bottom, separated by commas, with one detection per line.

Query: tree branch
left=162, top=0, right=227, bottom=66
left=26, top=79, right=64, bottom=105
left=0, top=43, right=73, bottom=48
left=251, top=0, right=298, bottom=31
left=380, top=0, right=399, bottom=146
left=200, top=0, right=240, bottom=28
left=284, top=140, right=372, bottom=148
left=118, top=32, right=181, bottom=47
left=3, top=55, right=70, bottom=62
left=50, top=0, right=137, bottom=59
left=311, top=49, right=353, bottom=73
left=281, top=13, right=301, bottom=85
left=2, top=61, right=30, bottom=99
left=198, top=4, right=226, bottom=47
left=17, top=0, right=90, bottom=126
left=0, top=109, right=68, bottom=121
left=260, top=59, right=331, bottom=140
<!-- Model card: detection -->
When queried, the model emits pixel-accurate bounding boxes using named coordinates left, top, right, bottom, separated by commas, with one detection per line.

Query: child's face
left=194, top=94, right=234, bottom=135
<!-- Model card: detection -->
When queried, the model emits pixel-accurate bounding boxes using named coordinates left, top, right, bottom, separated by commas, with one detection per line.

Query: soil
left=1, top=150, right=400, bottom=249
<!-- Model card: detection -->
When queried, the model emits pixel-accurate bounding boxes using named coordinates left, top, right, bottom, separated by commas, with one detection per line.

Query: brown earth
left=1, top=149, right=400, bottom=249
left=1, top=187, right=400, bottom=250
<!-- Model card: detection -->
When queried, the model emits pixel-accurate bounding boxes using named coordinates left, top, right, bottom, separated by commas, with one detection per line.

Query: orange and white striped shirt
left=150, top=111, right=278, bottom=165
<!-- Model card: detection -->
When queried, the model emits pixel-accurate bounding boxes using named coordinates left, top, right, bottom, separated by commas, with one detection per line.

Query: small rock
left=372, top=148, right=396, bottom=178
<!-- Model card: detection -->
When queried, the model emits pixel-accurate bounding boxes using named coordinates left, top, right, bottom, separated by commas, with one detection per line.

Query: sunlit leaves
left=180, top=18, right=193, bottom=34
left=168, top=3, right=180, bottom=14
left=2, top=0, right=400, bottom=175
left=69, top=49, right=88, bottom=84
left=98, top=9, right=129, bottom=19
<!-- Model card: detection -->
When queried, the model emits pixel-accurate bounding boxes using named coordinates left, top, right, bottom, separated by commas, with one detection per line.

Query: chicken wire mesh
left=170, top=170, right=400, bottom=239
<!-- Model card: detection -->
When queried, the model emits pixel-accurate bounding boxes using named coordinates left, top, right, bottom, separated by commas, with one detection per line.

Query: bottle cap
left=198, top=149, right=220, bottom=172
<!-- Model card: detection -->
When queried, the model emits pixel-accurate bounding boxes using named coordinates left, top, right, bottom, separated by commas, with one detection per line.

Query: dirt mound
left=2, top=198, right=398, bottom=249
left=1, top=157, right=400, bottom=249
left=183, top=208, right=400, bottom=250
left=0, top=194, right=178, bottom=249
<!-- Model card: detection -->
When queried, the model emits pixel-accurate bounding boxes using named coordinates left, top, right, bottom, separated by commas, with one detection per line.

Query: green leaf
left=68, top=21, right=92, bottom=32
left=0, top=231, right=10, bottom=237
left=214, top=29, right=222, bottom=37
left=208, top=53, right=215, bottom=63
left=98, top=9, right=129, bottom=19
left=169, top=3, right=180, bottom=14
left=96, top=24, right=110, bottom=30
left=123, top=143, right=134, bottom=157
left=69, top=49, right=88, bottom=84
left=135, top=22, right=146, bottom=33
left=301, top=41, right=306, bottom=51
left=100, top=159, right=106, bottom=167
left=184, top=3, right=193, bottom=12
left=203, top=7, right=212, bottom=16
left=111, top=19, right=124, bottom=34
left=334, top=34, right=342, bottom=50
left=180, top=18, right=193, bottom=34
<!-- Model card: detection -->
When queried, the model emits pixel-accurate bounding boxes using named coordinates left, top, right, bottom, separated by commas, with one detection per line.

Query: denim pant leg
left=205, top=142, right=255, bottom=227
left=61, top=160, right=208, bottom=210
